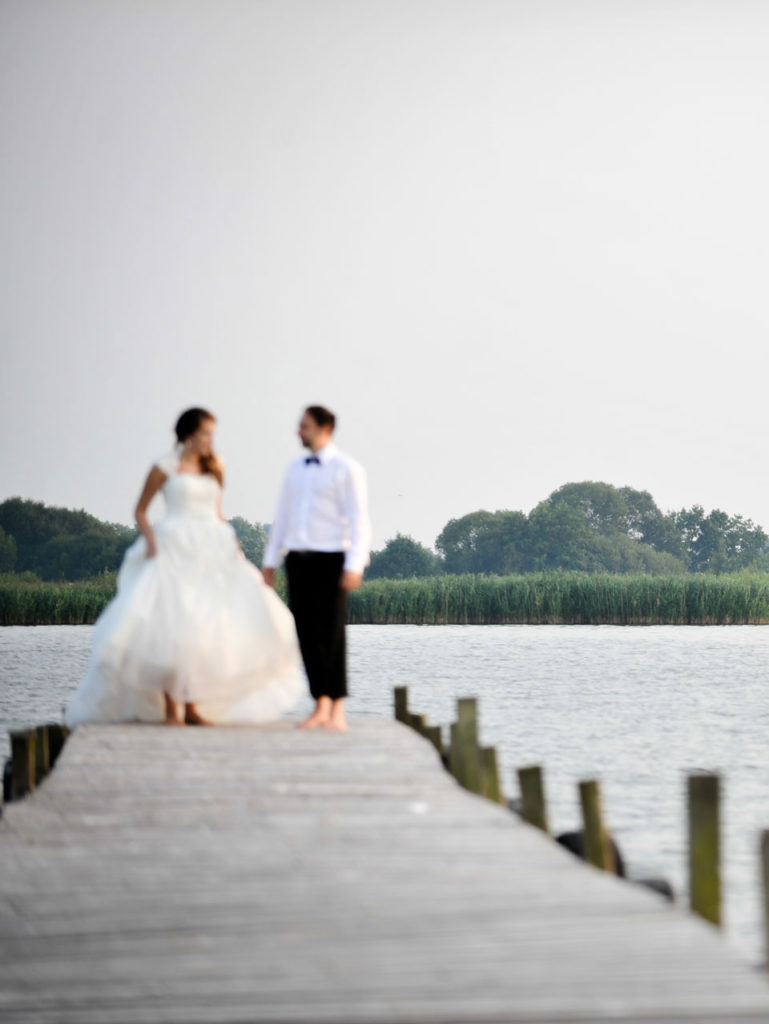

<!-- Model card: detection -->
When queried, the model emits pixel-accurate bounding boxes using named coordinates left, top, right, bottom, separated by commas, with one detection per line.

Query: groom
left=262, top=406, right=371, bottom=731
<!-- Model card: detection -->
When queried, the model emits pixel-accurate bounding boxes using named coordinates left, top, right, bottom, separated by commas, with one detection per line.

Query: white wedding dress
left=65, top=455, right=305, bottom=727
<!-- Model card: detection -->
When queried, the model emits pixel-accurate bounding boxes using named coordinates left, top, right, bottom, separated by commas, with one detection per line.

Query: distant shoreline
left=3, top=571, right=769, bottom=627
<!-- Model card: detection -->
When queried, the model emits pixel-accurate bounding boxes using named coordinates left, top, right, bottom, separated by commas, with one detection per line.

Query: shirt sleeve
left=262, top=470, right=291, bottom=569
left=342, top=459, right=371, bottom=574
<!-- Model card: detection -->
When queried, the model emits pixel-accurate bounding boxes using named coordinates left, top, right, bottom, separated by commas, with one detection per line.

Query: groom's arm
left=262, top=470, right=292, bottom=587
left=340, top=459, right=371, bottom=591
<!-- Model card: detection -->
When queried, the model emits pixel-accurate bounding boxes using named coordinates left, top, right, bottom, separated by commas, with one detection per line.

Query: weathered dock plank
left=1, top=720, right=768, bottom=1023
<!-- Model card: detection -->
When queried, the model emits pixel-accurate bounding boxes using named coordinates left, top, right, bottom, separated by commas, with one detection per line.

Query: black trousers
left=285, top=551, right=348, bottom=700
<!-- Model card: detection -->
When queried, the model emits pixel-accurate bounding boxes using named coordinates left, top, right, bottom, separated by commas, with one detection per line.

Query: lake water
left=2, top=623, right=769, bottom=966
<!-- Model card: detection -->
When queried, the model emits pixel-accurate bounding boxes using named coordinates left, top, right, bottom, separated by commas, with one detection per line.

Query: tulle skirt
left=65, top=515, right=305, bottom=726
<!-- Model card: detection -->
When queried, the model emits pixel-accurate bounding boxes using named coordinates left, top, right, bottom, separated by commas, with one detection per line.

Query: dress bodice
left=162, top=472, right=221, bottom=519
left=155, top=453, right=221, bottom=520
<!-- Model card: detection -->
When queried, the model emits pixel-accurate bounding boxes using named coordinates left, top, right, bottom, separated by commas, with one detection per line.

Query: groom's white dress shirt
left=263, top=442, right=371, bottom=575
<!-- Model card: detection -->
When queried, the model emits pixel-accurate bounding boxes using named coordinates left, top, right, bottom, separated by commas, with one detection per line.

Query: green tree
left=230, top=517, right=268, bottom=567
left=436, top=510, right=530, bottom=575
left=367, top=534, right=441, bottom=580
left=0, top=498, right=137, bottom=580
left=671, top=506, right=768, bottom=573
left=0, top=525, right=16, bottom=572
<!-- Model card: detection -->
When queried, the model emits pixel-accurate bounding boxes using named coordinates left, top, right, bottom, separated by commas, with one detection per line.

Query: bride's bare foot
left=184, top=704, right=212, bottom=726
left=164, top=694, right=183, bottom=725
left=297, top=697, right=332, bottom=730
left=323, top=699, right=348, bottom=732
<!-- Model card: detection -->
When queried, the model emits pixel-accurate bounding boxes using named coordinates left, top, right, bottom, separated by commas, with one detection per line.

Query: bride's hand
left=145, top=537, right=158, bottom=559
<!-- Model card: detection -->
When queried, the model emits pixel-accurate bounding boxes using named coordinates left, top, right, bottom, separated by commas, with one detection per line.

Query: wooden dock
left=2, top=720, right=769, bottom=1023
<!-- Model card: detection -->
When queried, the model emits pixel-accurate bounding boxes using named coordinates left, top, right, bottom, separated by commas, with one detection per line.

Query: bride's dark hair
left=175, top=407, right=223, bottom=485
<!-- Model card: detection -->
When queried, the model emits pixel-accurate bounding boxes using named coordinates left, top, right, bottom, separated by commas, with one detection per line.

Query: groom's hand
left=340, top=571, right=363, bottom=592
left=262, top=568, right=276, bottom=588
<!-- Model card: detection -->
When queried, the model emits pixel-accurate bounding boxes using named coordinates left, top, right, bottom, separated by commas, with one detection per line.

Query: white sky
left=2, top=1, right=768, bottom=550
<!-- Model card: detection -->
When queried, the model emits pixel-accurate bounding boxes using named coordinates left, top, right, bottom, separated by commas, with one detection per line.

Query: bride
left=65, top=407, right=305, bottom=727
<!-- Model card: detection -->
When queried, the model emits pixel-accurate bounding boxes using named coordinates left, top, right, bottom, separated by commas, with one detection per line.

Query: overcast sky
left=2, top=1, right=768, bottom=550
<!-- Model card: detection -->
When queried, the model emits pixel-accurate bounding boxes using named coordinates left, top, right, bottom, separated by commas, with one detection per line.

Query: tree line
left=368, top=482, right=769, bottom=579
left=0, top=498, right=268, bottom=582
left=1, top=481, right=767, bottom=583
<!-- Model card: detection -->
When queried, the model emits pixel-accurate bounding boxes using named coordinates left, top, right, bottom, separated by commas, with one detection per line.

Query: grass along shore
left=3, top=571, right=769, bottom=626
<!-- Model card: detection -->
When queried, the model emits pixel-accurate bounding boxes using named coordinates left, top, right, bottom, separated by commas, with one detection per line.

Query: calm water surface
left=2, top=623, right=769, bottom=965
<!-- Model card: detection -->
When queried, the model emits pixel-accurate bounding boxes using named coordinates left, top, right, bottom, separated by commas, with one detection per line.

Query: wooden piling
left=761, top=830, right=769, bottom=971
left=579, top=779, right=615, bottom=872
left=424, top=724, right=443, bottom=756
left=393, top=686, right=408, bottom=724
left=408, top=712, right=427, bottom=736
left=10, top=729, right=36, bottom=799
left=688, top=773, right=721, bottom=927
left=34, top=725, right=50, bottom=784
left=46, top=723, right=68, bottom=767
left=518, top=765, right=549, bottom=833
left=480, top=746, right=504, bottom=804
left=449, top=698, right=482, bottom=794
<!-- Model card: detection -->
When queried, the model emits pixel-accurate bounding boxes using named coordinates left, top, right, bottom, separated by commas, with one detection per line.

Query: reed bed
left=0, top=574, right=116, bottom=625
left=3, top=571, right=769, bottom=626
left=348, top=572, right=769, bottom=625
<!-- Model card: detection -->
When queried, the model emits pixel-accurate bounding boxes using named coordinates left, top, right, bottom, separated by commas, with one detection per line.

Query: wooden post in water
left=424, top=725, right=443, bottom=756
left=408, top=712, right=426, bottom=736
left=480, top=746, right=504, bottom=804
left=10, top=730, right=36, bottom=799
left=518, top=765, right=549, bottom=833
left=449, top=698, right=482, bottom=795
left=46, top=723, right=68, bottom=767
left=761, top=830, right=769, bottom=971
left=34, top=725, right=50, bottom=784
left=688, top=773, right=721, bottom=927
left=579, top=779, right=615, bottom=872
left=394, top=687, right=409, bottom=724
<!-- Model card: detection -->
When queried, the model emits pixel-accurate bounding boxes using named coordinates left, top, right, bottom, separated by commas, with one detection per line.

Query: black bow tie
left=305, top=455, right=320, bottom=465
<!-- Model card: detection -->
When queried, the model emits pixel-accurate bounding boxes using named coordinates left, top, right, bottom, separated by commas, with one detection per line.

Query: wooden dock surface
left=2, top=720, right=769, bottom=1023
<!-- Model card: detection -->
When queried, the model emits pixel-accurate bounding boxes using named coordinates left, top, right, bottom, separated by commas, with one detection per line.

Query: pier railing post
left=579, top=779, right=615, bottom=872
left=10, top=729, right=36, bottom=799
left=394, top=687, right=409, bottom=724
left=449, top=698, right=482, bottom=795
left=518, top=765, right=549, bottom=833
left=688, top=773, right=721, bottom=927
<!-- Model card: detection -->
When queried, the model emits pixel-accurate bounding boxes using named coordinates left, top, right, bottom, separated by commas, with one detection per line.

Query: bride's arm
left=135, top=467, right=166, bottom=558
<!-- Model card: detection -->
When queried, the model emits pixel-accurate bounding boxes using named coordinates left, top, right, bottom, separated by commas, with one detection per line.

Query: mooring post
left=10, top=729, right=36, bottom=799
left=688, top=773, right=721, bottom=926
left=408, top=712, right=426, bottom=736
left=34, top=725, right=50, bottom=784
left=394, top=686, right=409, bottom=724
left=46, top=723, right=68, bottom=768
left=424, top=724, right=443, bottom=756
left=579, top=779, right=615, bottom=872
left=761, top=830, right=769, bottom=971
left=518, top=765, right=549, bottom=833
left=449, top=698, right=482, bottom=794
left=480, top=746, right=504, bottom=804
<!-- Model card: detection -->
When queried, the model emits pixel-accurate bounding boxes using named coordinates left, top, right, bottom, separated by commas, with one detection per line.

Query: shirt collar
left=313, top=442, right=336, bottom=465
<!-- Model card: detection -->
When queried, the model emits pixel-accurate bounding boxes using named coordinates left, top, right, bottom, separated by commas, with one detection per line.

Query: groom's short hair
left=305, top=405, right=336, bottom=431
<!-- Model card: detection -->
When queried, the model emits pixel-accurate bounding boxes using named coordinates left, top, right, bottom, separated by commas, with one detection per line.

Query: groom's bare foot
left=323, top=700, right=348, bottom=732
left=298, top=697, right=332, bottom=729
